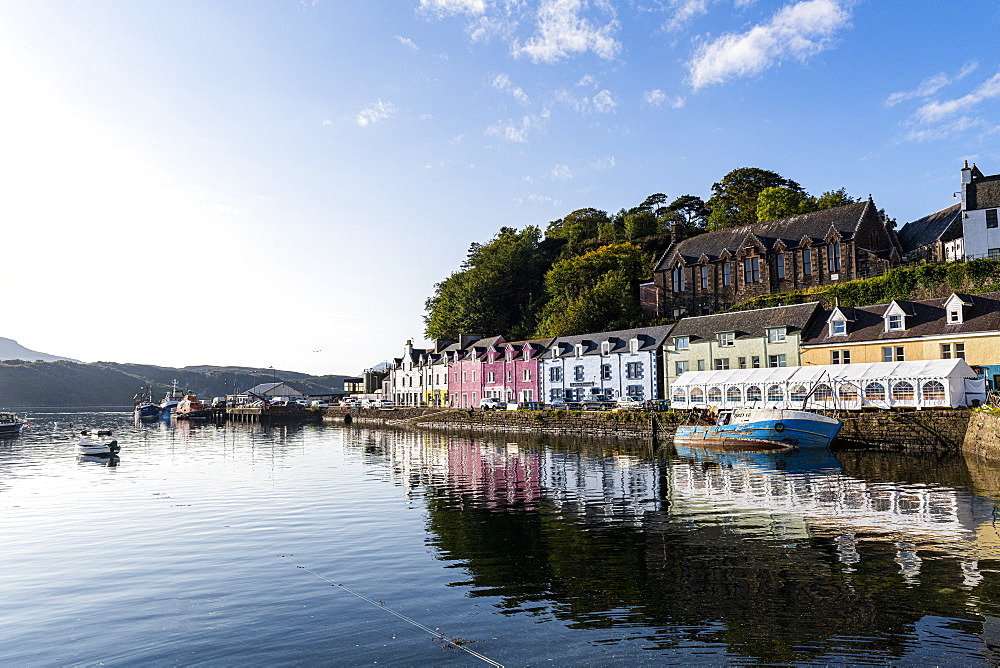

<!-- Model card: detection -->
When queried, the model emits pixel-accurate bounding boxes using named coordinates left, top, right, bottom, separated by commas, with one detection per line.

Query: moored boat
left=0, top=412, right=26, bottom=434
left=673, top=407, right=842, bottom=451
left=173, top=395, right=211, bottom=420
left=159, top=379, right=183, bottom=418
left=76, top=435, right=120, bottom=457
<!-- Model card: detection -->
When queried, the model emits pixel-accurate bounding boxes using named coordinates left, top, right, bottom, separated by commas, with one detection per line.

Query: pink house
left=481, top=339, right=554, bottom=405
left=449, top=335, right=504, bottom=408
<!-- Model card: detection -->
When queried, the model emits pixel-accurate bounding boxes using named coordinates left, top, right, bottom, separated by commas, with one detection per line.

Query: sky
left=1, top=0, right=998, bottom=376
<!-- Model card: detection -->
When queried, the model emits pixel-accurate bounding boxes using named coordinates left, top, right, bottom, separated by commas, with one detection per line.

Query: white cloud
left=644, top=88, right=685, bottom=108
left=592, top=89, right=616, bottom=113
left=491, top=73, right=531, bottom=105
left=665, top=0, right=711, bottom=32
left=486, top=115, right=538, bottom=142
left=522, top=193, right=563, bottom=206
left=356, top=99, right=398, bottom=127
left=687, top=0, right=851, bottom=89
left=548, top=164, right=573, bottom=180
left=395, top=35, right=419, bottom=51
left=915, top=72, right=1000, bottom=124
left=419, top=0, right=487, bottom=17
left=419, top=113, right=433, bottom=120
left=885, top=62, right=978, bottom=107
left=322, top=119, right=333, bottom=126
left=512, top=0, right=621, bottom=63
left=588, top=156, right=616, bottom=170
left=576, top=74, right=596, bottom=88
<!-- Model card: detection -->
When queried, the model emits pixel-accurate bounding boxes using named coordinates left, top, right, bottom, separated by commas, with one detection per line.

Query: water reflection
left=349, top=427, right=1000, bottom=665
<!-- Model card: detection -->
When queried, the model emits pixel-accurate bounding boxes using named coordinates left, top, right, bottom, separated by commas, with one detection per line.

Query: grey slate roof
left=969, top=173, right=1000, bottom=210
left=897, top=203, right=962, bottom=253
left=547, top=325, right=674, bottom=358
left=669, top=302, right=821, bottom=342
left=802, top=292, right=1000, bottom=345
left=655, top=201, right=873, bottom=270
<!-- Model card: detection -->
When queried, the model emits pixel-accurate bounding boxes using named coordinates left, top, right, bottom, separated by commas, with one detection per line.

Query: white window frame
left=767, top=327, right=786, bottom=343
left=718, top=332, right=735, bottom=347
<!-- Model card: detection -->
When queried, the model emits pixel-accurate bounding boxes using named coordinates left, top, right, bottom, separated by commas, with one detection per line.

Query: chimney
left=404, top=339, right=413, bottom=356
left=670, top=220, right=681, bottom=246
left=961, top=160, right=972, bottom=210
left=459, top=333, right=481, bottom=349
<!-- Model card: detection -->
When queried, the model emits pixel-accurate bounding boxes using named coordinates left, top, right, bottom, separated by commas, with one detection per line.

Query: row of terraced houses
left=381, top=162, right=1000, bottom=407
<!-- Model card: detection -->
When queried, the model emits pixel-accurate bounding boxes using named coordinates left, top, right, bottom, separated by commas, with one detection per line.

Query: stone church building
left=651, top=197, right=902, bottom=318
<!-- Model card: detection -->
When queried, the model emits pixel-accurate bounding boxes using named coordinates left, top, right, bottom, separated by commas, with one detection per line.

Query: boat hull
left=135, top=404, right=160, bottom=418
left=674, top=417, right=842, bottom=450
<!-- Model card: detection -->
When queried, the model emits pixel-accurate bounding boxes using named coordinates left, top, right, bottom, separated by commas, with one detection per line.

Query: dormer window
left=830, top=320, right=847, bottom=336
left=883, top=301, right=909, bottom=332
left=718, top=332, right=735, bottom=347
left=523, top=348, right=530, bottom=361
left=887, top=315, right=903, bottom=331
left=629, top=338, right=640, bottom=354
left=944, top=294, right=970, bottom=324
left=675, top=336, right=690, bottom=350
left=948, top=308, right=961, bottom=324
left=575, top=344, right=584, bottom=358
left=601, top=341, right=611, bottom=355
left=767, top=327, right=786, bottom=343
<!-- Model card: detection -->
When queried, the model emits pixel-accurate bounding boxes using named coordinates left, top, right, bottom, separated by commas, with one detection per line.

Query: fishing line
left=227, top=528, right=505, bottom=667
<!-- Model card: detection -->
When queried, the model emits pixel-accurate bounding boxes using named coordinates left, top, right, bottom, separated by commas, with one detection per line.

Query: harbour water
left=3, top=409, right=1000, bottom=665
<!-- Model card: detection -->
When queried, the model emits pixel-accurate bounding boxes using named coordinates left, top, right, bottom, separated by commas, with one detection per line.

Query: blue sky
left=1, top=0, right=998, bottom=376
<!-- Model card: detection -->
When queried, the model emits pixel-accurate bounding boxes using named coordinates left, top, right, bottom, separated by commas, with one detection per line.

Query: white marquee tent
left=670, top=359, right=986, bottom=410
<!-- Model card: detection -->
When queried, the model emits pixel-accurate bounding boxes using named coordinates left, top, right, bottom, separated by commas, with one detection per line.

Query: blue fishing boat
left=673, top=407, right=842, bottom=451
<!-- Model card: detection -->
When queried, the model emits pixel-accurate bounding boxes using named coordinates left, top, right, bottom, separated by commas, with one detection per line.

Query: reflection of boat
left=674, top=408, right=842, bottom=450
left=0, top=412, right=26, bottom=434
left=76, top=434, right=120, bottom=457
left=173, top=395, right=211, bottom=420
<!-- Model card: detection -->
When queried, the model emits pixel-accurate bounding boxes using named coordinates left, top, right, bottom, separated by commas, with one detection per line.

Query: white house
left=960, top=161, right=1000, bottom=259
left=539, top=325, right=673, bottom=404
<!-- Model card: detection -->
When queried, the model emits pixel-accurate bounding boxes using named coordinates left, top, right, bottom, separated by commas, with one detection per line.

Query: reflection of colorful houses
left=446, top=440, right=543, bottom=506
left=800, top=292, right=1000, bottom=387
left=481, top=339, right=554, bottom=404
left=449, top=335, right=505, bottom=408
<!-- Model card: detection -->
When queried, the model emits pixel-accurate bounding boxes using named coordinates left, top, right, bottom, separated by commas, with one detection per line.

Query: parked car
left=615, top=396, right=646, bottom=410
left=339, top=399, right=362, bottom=408
left=310, top=400, right=330, bottom=408
left=479, top=397, right=503, bottom=410
left=581, top=395, right=616, bottom=411
left=548, top=398, right=582, bottom=410
left=376, top=399, right=395, bottom=410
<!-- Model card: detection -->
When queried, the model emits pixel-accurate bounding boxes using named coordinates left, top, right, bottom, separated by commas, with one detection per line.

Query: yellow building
left=800, top=292, right=1000, bottom=387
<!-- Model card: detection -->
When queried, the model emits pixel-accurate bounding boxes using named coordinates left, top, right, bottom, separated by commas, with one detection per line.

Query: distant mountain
left=0, top=338, right=78, bottom=363
left=0, top=359, right=352, bottom=407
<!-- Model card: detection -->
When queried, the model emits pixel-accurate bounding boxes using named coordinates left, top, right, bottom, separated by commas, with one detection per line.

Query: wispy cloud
left=644, top=88, right=685, bottom=108
left=418, top=0, right=486, bottom=17
left=486, top=113, right=545, bottom=143
left=491, top=73, right=531, bottom=105
left=555, top=87, right=619, bottom=114
left=890, top=69, right=1000, bottom=143
left=395, top=35, right=419, bottom=51
left=592, top=89, right=616, bottom=113
left=915, top=72, right=1000, bottom=124
left=512, top=0, right=621, bottom=63
left=884, top=62, right=978, bottom=107
left=548, top=164, right=573, bottom=180
left=520, top=193, right=563, bottom=206
left=687, top=0, right=851, bottom=89
left=665, top=0, right=711, bottom=32
left=356, top=99, right=398, bottom=127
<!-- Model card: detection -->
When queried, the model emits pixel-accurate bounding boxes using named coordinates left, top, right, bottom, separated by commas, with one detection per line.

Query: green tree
left=544, top=208, right=610, bottom=251
left=814, top=188, right=858, bottom=210
left=535, top=243, right=648, bottom=337
left=663, top=194, right=710, bottom=236
left=756, top=186, right=811, bottom=222
left=623, top=210, right=658, bottom=240
left=424, top=226, right=556, bottom=340
left=706, top=168, right=802, bottom=230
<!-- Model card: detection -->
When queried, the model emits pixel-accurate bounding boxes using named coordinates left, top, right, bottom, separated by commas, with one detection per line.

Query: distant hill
left=0, top=360, right=352, bottom=407
left=0, top=338, right=78, bottom=363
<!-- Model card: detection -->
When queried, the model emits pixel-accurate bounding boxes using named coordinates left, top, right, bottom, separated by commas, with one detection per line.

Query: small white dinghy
left=76, top=430, right=120, bottom=457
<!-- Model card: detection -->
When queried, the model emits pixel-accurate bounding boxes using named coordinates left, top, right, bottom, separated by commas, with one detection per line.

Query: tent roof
left=671, top=359, right=977, bottom=388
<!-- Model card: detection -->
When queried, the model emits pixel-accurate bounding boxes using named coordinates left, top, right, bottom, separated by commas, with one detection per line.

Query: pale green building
left=663, top=302, right=822, bottom=400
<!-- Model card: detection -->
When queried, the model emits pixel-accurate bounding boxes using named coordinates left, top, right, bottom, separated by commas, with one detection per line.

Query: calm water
left=4, top=411, right=1000, bottom=666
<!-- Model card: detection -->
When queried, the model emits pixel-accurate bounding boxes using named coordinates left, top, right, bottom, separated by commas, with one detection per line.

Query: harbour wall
left=327, top=406, right=1000, bottom=455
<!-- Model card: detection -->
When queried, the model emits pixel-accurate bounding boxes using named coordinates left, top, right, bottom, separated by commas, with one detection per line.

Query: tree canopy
left=706, top=168, right=802, bottom=230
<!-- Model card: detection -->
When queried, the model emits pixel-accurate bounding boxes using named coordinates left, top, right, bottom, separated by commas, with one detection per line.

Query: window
left=574, top=366, right=585, bottom=381
left=831, top=320, right=847, bottom=336
left=751, top=356, right=761, bottom=368
left=672, top=265, right=686, bottom=292
left=575, top=344, right=584, bottom=358
left=697, top=359, right=705, bottom=371
left=923, top=380, right=945, bottom=401
left=601, top=341, right=610, bottom=355
left=828, top=242, right=841, bottom=272
left=887, top=314, right=903, bottom=331
left=690, top=388, right=704, bottom=403
left=790, top=385, right=808, bottom=402
left=767, top=385, right=784, bottom=402
left=523, top=349, right=530, bottom=361
left=626, top=385, right=644, bottom=399
left=803, top=248, right=812, bottom=275
left=672, top=389, right=686, bottom=404
left=768, top=354, right=786, bottom=368
left=549, top=367, right=563, bottom=382
left=487, top=371, right=495, bottom=383
left=988, top=209, right=998, bottom=228
left=630, top=339, right=639, bottom=354
left=472, top=371, right=476, bottom=382
left=956, top=343, right=966, bottom=359
left=708, top=387, right=723, bottom=403
left=882, top=346, right=904, bottom=362
left=718, top=332, right=735, bottom=347
left=675, top=336, right=690, bottom=350
left=714, top=358, right=730, bottom=370
left=865, top=382, right=886, bottom=402
left=601, top=364, right=612, bottom=380
left=523, top=369, right=531, bottom=381
left=814, top=384, right=833, bottom=402
left=948, top=309, right=961, bottom=323
left=738, top=357, right=747, bottom=369
left=767, top=327, right=786, bottom=343
left=777, top=253, right=786, bottom=279
left=626, top=362, right=643, bottom=379
left=892, top=381, right=914, bottom=402
left=462, top=371, right=468, bottom=382
left=838, top=385, right=858, bottom=402
left=723, top=262, right=731, bottom=286
left=700, top=265, right=709, bottom=289
left=746, top=386, right=762, bottom=402
left=941, top=343, right=952, bottom=359
left=727, top=387, right=742, bottom=403
left=675, top=360, right=689, bottom=375
left=744, top=256, right=760, bottom=283
left=990, top=248, right=1000, bottom=259
left=831, top=349, right=851, bottom=365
